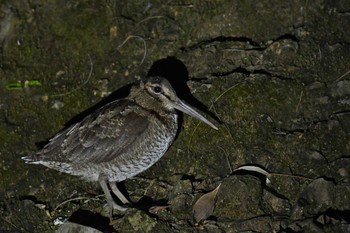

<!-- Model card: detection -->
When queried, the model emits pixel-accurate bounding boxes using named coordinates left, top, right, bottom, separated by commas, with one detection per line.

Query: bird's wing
left=38, top=99, right=151, bottom=164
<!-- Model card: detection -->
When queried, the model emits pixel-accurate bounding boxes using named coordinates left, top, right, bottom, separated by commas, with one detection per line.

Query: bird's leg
left=98, top=175, right=128, bottom=212
left=109, top=181, right=130, bottom=204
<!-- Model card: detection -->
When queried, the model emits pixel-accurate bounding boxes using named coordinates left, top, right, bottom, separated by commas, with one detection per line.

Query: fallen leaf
left=193, top=183, right=221, bottom=223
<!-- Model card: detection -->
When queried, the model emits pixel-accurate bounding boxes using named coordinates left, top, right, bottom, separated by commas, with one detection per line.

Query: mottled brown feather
left=37, top=99, right=151, bottom=164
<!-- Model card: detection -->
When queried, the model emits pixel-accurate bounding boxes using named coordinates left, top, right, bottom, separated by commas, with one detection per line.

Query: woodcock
left=23, top=76, right=218, bottom=211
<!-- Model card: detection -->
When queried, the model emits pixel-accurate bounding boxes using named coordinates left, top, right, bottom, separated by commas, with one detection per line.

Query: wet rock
left=291, top=178, right=335, bottom=219
left=215, top=176, right=263, bottom=220
left=217, top=216, right=281, bottom=233
left=330, top=81, right=350, bottom=97
left=330, top=158, right=350, bottom=184
left=262, top=190, right=291, bottom=215
left=57, top=222, right=102, bottom=233
left=127, top=210, right=156, bottom=232
left=1, top=1, right=350, bottom=232
left=166, top=178, right=194, bottom=220
left=118, top=210, right=171, bottom=233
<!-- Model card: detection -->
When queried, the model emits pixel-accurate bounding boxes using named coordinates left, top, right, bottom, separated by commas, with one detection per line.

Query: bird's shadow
left=67, top=209, right=115, bottom=232
left=147, top=56, right=220, bottom=126
left=37, top=56, right=218, bottom=148
left=64, top=197, right=168, bottom=231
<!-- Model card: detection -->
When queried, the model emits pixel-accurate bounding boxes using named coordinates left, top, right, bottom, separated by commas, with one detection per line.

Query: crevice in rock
left=180, top=36, right=264, bottom=52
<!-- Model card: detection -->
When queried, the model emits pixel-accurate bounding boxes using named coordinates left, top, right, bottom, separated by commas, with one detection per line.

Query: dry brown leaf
left=193, top=183, right=221, bottom=223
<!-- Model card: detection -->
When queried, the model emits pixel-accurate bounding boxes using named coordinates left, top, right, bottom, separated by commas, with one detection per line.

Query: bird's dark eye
left=153, top=86, right=162, bottom=94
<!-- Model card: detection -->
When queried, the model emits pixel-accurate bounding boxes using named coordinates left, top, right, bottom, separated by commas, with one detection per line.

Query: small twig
left=318, top=47, right=322, bottom=61
left=217, top=145, right=232, bottom=174
left=270, top=172, right=314, bottom=181
left=211, top=103, right=234, bottom=140
left=53, top=194, right=104, bottom=212
left=210, top=82, right=242, bottom=107
left=296, top=90, right=304, bottom=112
left=119, top=35, right=147, bottom=65
left=3, top=218, right=22, bottom=232
left=187, top=82, right=242, bottom=153
left=132, top=176, right=173, bottom=189
left=137, top=15, right=165, bottom=26
left=335, top=69, right=350, bottom=82
left=51, top=54, right=94, bottom=97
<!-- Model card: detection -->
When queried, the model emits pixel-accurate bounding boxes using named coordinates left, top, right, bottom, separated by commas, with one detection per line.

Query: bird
left=22, top=76, right=218, bottom=211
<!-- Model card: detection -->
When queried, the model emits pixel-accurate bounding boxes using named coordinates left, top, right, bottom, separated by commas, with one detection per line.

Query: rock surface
left=1, top=1, right=349, bottom=232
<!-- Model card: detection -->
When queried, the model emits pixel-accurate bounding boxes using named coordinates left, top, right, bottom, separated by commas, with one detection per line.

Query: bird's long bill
left=173, top=98, right=218, bottom=130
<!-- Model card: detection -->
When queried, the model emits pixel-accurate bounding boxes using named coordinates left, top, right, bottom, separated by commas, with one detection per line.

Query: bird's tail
left=21, top=154, right=41, bottom=164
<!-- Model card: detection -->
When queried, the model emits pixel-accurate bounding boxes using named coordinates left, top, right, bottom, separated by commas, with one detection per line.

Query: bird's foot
left=111, top=202, right=129, bottom=212
left=101, top=202, right=129, bottom=217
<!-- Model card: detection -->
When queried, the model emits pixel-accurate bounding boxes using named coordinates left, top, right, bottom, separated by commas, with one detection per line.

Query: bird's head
left=131, top=76, right=217, bottom=130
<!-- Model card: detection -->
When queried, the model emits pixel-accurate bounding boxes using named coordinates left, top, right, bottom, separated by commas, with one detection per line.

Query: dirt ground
left=1, top=1, right=350, bottom=232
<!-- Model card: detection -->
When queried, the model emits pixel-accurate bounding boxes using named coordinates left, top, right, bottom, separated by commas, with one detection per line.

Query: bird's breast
left=104, top=112, right=178, bottom=182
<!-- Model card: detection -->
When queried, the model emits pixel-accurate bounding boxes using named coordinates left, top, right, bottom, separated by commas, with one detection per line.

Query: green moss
left=127, top=210, right=157, bottom=232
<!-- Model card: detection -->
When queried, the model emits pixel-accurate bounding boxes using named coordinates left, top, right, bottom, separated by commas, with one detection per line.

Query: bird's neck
left=130, top=93, right=176, bottom=121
